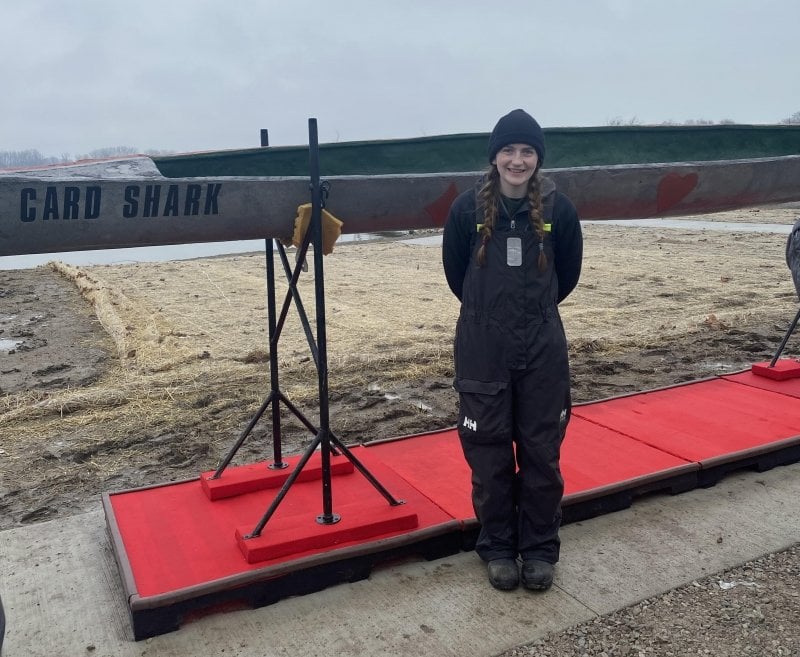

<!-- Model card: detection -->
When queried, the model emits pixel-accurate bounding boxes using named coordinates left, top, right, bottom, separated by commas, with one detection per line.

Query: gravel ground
left=499, top=544, right=799, bottom=657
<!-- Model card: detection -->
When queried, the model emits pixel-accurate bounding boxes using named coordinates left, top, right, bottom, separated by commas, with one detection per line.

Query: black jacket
left=442, top=177, right=583, bottom=304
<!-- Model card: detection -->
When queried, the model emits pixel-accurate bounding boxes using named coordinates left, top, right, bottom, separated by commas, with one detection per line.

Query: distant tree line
left=607, top=112, right=800, bottom=126
left=3, top=114, right=800, bottom=167
left=780, top=111, right=800, bottom=125
left=0, top=149, right=69, bottom=167
left=0, top=146, right=174, bottom=168
left=606, top=117, right=736, bottom=126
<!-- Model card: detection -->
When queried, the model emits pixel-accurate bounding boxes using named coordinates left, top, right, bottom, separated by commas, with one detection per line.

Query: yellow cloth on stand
left=282, top=204, right=343, bottom=255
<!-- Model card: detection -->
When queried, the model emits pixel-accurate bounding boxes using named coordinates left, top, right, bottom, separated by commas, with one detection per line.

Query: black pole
left=260, top=129, right=269, bottom=147
left=209, top=238, right=287, bottom=479
left=266, top=239, right=287, bottom=469
left=769, top=306, right=800, bottom=367
left=308, top=118, right=339, bottom=526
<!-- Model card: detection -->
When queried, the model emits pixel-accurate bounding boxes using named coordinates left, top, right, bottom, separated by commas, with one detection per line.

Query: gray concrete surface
left=1, top=461, right=798, bottom=657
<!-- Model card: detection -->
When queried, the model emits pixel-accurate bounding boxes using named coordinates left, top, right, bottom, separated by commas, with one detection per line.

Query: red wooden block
left=235, top=501, right=419, bottom=563
left=751, top=360, right=800, bottom=381
left=201, top=454, right=354, bottom=500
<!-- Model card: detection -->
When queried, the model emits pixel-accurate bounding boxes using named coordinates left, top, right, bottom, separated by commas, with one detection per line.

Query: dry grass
left=1, top=205, right=798, bottom=529
left=2, top=207, right=797, bottom=451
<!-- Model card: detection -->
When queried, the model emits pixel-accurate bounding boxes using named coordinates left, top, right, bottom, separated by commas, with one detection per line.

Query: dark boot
left=487, top=558, right=519, bottom=590
left=521, top=559, right=554, bottom=591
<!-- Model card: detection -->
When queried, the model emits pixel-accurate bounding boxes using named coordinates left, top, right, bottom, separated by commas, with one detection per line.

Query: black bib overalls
left=454, top=192, right=571, bottom=564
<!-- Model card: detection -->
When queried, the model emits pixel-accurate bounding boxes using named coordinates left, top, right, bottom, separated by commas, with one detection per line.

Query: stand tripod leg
left=245, top=432, right=323, bottom=538
left=769, top=306, right=800, bottom=367
left=330, top=434, right=404, bottom=506
left=278, top=392, right=341, bottom=456
left=210, top=392, right=276, bottom=479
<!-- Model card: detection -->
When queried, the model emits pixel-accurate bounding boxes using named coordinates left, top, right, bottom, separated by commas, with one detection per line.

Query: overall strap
left=471, top=175, right=556, bottom=243
left=473, top=184, right=486, bottom=228
left=540, top=175, right=557, bottom=223
left=471, top=184, right=486, bottom=254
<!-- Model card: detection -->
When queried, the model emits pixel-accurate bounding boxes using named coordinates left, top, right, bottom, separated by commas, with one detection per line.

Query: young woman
left=442, top=109, right=583, bottom=591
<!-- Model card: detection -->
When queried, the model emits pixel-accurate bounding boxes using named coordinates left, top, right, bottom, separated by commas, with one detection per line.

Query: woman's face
left=492, top=143, right=538, bottom=197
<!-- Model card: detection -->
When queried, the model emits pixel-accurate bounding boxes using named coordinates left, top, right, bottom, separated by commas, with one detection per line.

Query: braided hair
left=476, top=168, right=548, bottom=272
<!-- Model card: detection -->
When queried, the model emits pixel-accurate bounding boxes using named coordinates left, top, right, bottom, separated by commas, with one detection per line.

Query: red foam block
left=201, top=453, right=355, bottom=500
left=236, top=500, right=419, bottom=563
left=561, top=416, right=694, bottom=495
left=573, top=378, right=800, bottom=463
left=751, top=359, right=800, bottom=381
left=723, top=370, right=800, bottom=398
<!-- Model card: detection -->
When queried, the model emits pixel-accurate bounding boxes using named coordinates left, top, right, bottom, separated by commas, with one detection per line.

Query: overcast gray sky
left=2, top=0, right=798, bottom=157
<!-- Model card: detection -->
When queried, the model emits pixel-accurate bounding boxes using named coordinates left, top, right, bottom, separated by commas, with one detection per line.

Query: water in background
left=0, top=221, right=792, bottom=271
left=581, top=219, right=792, bottom=233
left=0, top=233, right=407, bottom=270
left=0, top=240, right=267, bottom=270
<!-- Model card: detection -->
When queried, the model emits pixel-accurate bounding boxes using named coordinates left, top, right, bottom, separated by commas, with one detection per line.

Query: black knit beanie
left=487, top=109, right=546, bottom=166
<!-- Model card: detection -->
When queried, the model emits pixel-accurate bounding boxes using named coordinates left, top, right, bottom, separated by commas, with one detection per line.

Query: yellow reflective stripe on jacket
left=477, top=222, right=551, bottom=232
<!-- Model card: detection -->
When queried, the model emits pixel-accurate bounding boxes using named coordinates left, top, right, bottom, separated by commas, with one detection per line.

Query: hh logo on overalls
left=463, top=416, right=477, bottom=431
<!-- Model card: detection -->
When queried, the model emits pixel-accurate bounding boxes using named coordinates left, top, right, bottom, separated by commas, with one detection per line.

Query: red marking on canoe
left=424, top=183, right=459, bottom=226
left=656, top=172, right=698, bottom=213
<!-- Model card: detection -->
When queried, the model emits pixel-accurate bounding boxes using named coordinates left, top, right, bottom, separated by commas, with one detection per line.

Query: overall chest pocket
left=454, top=315, right=510, bottom=382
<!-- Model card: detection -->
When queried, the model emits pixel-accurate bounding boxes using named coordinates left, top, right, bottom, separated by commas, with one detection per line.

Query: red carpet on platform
left=104, top=366, right=800, bottom=640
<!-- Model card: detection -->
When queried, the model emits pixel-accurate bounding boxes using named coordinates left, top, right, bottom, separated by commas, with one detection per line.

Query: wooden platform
left=103, top=367, right=800, bottom=639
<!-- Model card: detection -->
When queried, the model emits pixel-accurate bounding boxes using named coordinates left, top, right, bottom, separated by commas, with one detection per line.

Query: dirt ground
left=1, top=205, right=798, bottom=527
left=1, top=205, right=799, bottom=654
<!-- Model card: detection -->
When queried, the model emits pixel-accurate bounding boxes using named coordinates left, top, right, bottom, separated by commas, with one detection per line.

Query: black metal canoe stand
left=210, top=119, right=403, bottom=541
